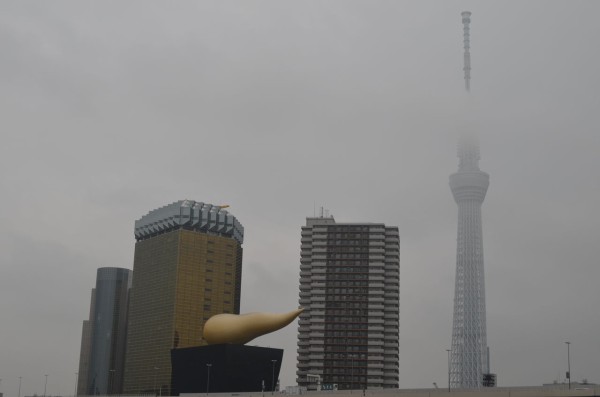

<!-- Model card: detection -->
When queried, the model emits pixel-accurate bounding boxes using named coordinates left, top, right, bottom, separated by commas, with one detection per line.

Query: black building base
left=171, top=344, right=283, bottom=395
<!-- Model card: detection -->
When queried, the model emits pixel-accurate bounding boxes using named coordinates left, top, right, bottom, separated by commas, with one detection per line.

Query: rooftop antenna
left=462, top=11, right=472, bottom=92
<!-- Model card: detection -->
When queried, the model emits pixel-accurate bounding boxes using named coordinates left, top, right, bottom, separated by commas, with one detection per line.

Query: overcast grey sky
left=1, top=1, right=599, bottom=395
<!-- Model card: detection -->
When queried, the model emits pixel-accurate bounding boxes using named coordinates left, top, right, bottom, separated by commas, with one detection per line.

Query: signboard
left=483, top=373, right=497, bottom=387
left=321, top=384, right=338, bottom=391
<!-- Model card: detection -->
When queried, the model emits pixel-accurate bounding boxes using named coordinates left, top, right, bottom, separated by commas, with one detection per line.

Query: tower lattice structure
left=449, top=11, right=490, bottom=389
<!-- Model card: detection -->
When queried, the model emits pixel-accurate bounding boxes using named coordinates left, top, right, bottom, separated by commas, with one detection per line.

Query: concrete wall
left=181, top=387, right=600, bottom=397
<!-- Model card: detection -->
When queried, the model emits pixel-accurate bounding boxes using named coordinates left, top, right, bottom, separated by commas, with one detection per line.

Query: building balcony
left=368, top=325, right=384, bottom=332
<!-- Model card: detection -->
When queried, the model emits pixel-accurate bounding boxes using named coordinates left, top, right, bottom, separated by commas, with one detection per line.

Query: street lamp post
left=271, top=360, right=277, bottom=395
left=19, top=376, right=22, bottom=397
left=446, top=349, right=451, bottom=392
left=109, top=370, right=115, bottom=395
left=153, top=367, right=159, bottom=396
left=565, top=342, right=571, bottom=390
left=44, top=375, right=48, bottom=397
left=206, top=364, right=212, bottom=395
left=74, top=373, right=78, bottom=397
left=350, top=355, right=354, bottom=393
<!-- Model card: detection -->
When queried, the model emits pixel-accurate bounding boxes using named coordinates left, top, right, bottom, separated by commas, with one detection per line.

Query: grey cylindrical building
left=87, top=267, right=132, bottom=395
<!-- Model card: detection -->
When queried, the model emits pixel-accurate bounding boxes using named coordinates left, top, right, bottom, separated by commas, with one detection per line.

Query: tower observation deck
left=449, top=11, right=492, bottom=389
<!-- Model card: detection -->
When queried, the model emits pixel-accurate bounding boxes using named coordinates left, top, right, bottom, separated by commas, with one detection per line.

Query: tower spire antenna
left=462, top=11, right=472, bottom=92
left=457, top=10, right=479, bottom=172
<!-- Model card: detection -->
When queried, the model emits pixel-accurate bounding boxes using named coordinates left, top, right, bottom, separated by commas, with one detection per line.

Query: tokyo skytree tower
left=449, top=11, right=491, bottom=389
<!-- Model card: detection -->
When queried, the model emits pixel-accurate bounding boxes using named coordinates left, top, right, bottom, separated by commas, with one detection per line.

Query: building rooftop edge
left=305, top=217, right=398, bottom=227
left=134, top=200, right=244, bottom=244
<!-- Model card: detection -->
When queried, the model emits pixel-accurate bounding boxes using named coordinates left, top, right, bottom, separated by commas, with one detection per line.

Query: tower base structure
left=171, top=344, right=283, bottom=395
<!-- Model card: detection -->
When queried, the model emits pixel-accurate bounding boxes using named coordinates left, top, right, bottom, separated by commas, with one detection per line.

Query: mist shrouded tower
left=449, top=11, right=491, bottom=389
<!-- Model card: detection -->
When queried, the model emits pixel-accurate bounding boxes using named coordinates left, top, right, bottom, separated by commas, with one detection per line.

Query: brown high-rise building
left=296, top=214, right=400, bottom=390
left=123, top=200, right=244, bottom=395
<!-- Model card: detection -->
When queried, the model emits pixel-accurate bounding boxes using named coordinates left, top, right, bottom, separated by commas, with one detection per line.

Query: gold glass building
left=123, top=200, right=244, bottom=395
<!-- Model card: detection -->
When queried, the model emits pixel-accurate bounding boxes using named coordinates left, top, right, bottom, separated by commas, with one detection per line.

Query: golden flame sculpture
left=203, top=308, right=304, bottom=345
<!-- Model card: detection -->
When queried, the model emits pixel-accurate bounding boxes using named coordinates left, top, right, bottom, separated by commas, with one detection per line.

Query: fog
left=1, top=1, right=599, bottom=396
